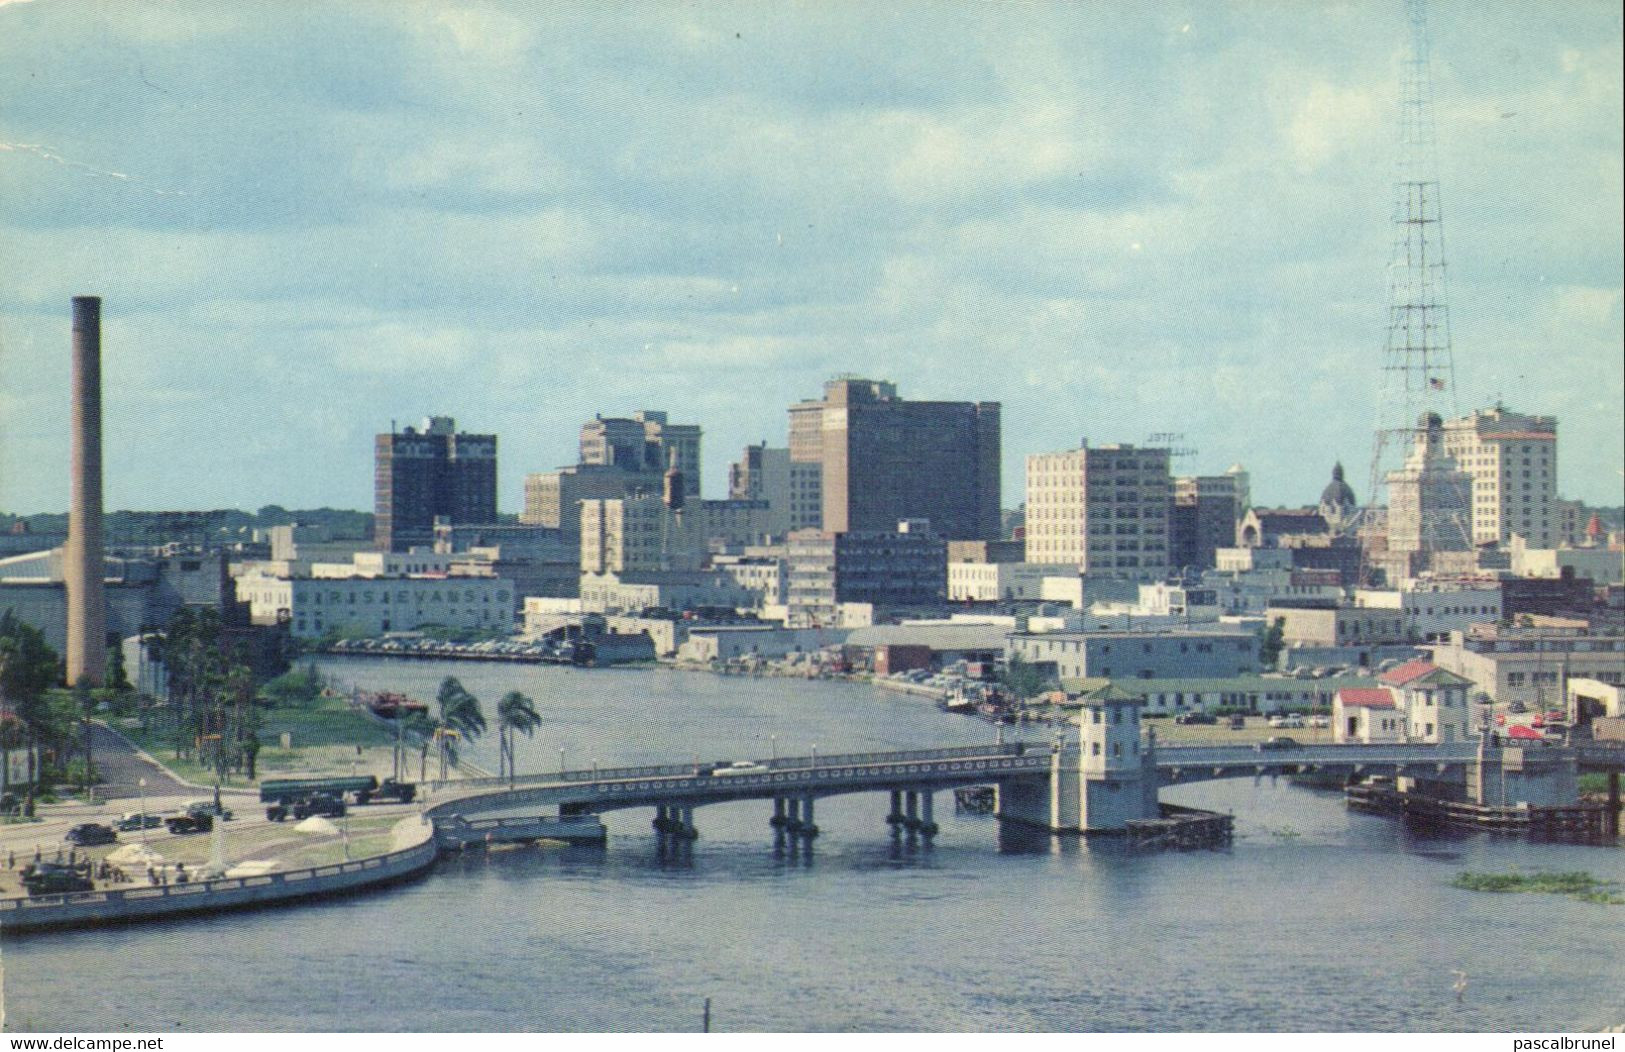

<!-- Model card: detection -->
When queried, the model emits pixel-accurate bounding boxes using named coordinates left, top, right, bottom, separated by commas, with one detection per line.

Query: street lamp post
left=811, top=744, right=817, bottom=769
left=770, top=735, right=777, bottom=762
left=344, top=760, right=355, bottom=862
left=559, top=748, right=566, bottom=775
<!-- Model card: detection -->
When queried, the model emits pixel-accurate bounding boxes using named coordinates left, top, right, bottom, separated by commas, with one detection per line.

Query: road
left=87, top=721, right=197, bottom=799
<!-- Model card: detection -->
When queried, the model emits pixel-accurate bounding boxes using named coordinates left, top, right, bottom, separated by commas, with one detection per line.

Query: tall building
left=727, top=443, right=822, bottom=537
left=374, top=416, right=497, bottom=552
left=580, top=411, right=700, bottom=499
left=580, top=495, right=671, bottom=575
left=1170, top=474, right=1241, bottom=572
left=1025, top=443, right=1170, bottom=581
left=785, top=522, right=947, bottom=626
left=579, top=495, right=777, bottom=576
left=520, top=463, right=661, bottom=542
left=1385, top=413, right=1472, bottom=557
left=787, top=377, right=1000, bottom=540
left=1440, top=406, right=1559, bottom=548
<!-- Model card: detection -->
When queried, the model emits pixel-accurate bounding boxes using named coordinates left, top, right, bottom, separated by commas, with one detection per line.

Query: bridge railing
left=426, top=743, right=1029, bottom=794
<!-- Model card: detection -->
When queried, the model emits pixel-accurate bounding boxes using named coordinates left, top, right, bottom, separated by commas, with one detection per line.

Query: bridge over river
left=424, top=737, right=1619, bottom=842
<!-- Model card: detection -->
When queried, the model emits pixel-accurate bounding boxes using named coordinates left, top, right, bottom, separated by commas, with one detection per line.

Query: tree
left=0, top=610, right=63, bottom=816
left=496, top=691, right=541, bottom=787
left=1000, top=653, right=1047, bottom=703
left=105, top=642, right=131, bottom=692
left=434, top=677, right=485, bottom=779
left=1258, top=617, right=1286, bottom=669
left=73, top=677, right=95, bottom=794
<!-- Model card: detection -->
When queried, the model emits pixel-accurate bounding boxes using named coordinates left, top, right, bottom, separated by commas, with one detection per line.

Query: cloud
left=0, top=0, right=1619, bottom=513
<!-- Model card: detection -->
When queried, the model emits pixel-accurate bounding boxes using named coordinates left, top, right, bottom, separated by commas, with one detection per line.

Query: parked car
left=1174, top=712, right=1216, bottom=725
left=65, top=822, right=118, bottom=846
left=1307, top=715, right=1331, bottom=729
left=1268, top=715, right=1306, bottom=729
left=1508, top=700, right=1527, bottom=714
left=22, top=862, right=93, bottom=896
left=1228, top=715, right=1247, bottom=730
left=116, top=812, right=164, bottom=832
left=1255, top=736, right=1301, bottom=752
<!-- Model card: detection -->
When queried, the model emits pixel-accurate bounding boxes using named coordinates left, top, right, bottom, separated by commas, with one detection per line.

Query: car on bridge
left=1255, top=736, right=1301, bottom=751
left=711, top=761, right=769, bottom=776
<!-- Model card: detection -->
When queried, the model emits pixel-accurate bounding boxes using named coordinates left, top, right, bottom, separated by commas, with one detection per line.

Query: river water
left=5, top=658, right=1623, bottom=1032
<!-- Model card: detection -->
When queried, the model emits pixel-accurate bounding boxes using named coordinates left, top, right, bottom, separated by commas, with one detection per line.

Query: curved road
left=86, top=721, right=198, bottom=799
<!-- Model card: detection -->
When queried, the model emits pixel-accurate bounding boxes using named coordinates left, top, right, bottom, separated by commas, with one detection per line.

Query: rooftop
left=1336, top=688, right=1397, bottom=709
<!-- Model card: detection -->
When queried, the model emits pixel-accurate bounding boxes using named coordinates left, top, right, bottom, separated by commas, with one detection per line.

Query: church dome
left=1319, top=462, right=1358, bottom=513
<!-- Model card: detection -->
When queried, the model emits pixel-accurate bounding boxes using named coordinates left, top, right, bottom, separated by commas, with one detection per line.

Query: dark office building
left=1169, top=486, right=1237, bottom=573
left=374, top=416, right=497, bottom=552
left=788, top=378, right=1000, bottom=540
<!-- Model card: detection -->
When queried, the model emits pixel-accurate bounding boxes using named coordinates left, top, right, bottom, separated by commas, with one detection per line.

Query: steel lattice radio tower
left=1364, top=0, right=1473, bottom=570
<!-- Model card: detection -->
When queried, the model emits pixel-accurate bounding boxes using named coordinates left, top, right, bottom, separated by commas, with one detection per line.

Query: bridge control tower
left=998, top=684, right=1161, bottom=833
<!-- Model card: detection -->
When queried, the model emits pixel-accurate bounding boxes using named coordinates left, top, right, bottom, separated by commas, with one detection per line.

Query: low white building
left=711, top=555, right=786, bottom=606
left=677, top=625, right=849, bottom=663
left=1353, top=581, right=1503, bottom=643
left=948, top=561, right=1075, bottom=603
left=1333, top=688, right=1406, bottom=743
left=1428, top=622, right=1625, bottom=709
left=312, top=549, right=455, bottom=578
left=1379, top=659, right=1475, bottom=744
left=1568, top=677, right=1624, bottom=720
left=577, top=570, right=758, bottom=615
left=1509, top=537, right=1624, bottom=587
left=236, top=569, right=514, bottom=639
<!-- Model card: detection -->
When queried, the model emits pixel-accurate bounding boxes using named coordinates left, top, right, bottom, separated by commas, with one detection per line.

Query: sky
left=0, top=0, right=1620, bottom=517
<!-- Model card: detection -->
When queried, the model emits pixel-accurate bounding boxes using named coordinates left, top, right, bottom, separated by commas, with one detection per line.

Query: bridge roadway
left=426, top=740, right=1493, bottom=823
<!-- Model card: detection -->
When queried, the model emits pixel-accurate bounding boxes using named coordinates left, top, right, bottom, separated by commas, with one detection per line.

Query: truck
left=267, top=793, right=348, bottom=822
left=165, top=812, right=214, bottom=835
left=258, top=775, right=416, bottom=811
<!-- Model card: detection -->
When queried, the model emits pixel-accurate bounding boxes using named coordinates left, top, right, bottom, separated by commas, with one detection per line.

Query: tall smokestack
left=65, top=295, right=106, bottom=687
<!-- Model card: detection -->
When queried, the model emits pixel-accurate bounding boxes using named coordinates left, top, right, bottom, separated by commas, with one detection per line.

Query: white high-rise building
left=1024, top=443, right=1170, bottom=581
left=1441, top=406, right=1559, bottom=548
left=1385, top=414, right=1472, bottom=556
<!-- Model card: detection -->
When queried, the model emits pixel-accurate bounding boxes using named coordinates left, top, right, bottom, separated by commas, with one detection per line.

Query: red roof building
left=1337, top=687, right=1397, bottom=708
left=1380, top=659, right=1439, bottom=686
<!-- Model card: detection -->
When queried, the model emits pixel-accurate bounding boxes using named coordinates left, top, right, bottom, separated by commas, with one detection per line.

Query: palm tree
left=434, top=677, right=485, bottom=779
left=496, top=691, right=541, bottom=788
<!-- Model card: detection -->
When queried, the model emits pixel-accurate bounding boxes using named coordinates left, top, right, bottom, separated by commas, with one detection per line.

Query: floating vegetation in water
left=1452, top=871, right=1624, bottom=904
left=1269, top=827, right=1301, bottom=839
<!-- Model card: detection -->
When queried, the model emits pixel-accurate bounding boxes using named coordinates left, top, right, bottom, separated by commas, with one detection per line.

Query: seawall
left=0, top=816, right=438, bottom=935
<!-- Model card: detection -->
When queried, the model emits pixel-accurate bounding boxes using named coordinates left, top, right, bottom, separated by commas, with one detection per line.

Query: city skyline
left=1, top=1, right=1621, bottom=515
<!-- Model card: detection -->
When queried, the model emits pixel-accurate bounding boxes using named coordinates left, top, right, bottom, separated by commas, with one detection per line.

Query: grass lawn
left=119, top=697, right=408, bottom=787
